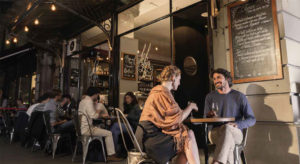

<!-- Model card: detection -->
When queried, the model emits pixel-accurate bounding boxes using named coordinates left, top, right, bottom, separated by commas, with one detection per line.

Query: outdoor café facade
left=2, top=0, right=298, bottom=163
left=115, top=0, right=300, bottom=163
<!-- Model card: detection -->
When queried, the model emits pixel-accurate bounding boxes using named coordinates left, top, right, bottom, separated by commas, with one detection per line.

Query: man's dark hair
left=86, top=87, right=100, bottom=97
left=48, top=89, right=62, bottom=98
left=62, top=94, right=72, bottom=100
left=38, top=93, right=51, bottom=102
left=210, top=68, right=233, bottom=87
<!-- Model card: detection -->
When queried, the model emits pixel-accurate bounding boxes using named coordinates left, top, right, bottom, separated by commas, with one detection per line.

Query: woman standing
left=139, top=65, right=200, bottom=164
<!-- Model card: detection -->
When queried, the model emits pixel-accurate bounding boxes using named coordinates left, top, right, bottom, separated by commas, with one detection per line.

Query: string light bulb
left=34, top=19, right=39, bottom=25
left=51, top=4, right=56, bottom=11
left=5, top=40, right=10, bottom=45
left=24, top=26, right=29, bottom=32
left=13, top=37, right=18, bottom=43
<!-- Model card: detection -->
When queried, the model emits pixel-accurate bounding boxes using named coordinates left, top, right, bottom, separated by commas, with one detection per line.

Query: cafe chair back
left=115, top=108, right=154, bottom=164
left=205, top=127, right=248, bottom=164
left=1, top=111, right=14, bottom=143
left=72, top=111, right=107, bottom=164
left=42, top=111, right=72, bottom=159
left=234, top=128, right=248, bottom=164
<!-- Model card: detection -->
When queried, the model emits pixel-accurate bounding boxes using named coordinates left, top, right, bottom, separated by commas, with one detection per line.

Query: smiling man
left=204, top=68, right=256, bottom=164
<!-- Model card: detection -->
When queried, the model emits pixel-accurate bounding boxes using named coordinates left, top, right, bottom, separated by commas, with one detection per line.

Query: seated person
left=78, top=87, right=121, bottom=161
left=94, top=95, right=109, bottom=118
left=110, top=92, right=141, bottom=153
left=139, top=65, right=200, bottom=164
left=27, top=93, right=50, bottom=117
left=42, top=89, right=73, bottom=133
left=204, top=68, right=256, bottom=164
left=56, top=94, right=75, bottom=120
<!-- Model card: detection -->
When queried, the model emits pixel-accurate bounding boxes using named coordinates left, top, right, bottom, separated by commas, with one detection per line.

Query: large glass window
left=118, top=0, right=169, bottom=35
left=79, top=43, right=110, bottom=105
left=172, top=0, right=201, bottom=12
left=119, top=18, right=171, bottom=108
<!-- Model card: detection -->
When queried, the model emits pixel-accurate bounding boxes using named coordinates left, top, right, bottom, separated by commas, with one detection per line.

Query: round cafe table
left=187, top=117, right=235, bottom=124
left=186, top=117, right=235, bottom=164
left=93, top=116, right=117, bottom=129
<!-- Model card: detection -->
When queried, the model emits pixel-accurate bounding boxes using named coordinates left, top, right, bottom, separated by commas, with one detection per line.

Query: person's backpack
left=86, top=140, right=105, bottom=162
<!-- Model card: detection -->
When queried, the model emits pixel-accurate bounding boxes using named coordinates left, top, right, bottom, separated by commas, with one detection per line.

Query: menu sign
left=121, top=53, right=136, bottom=80
left=228, top=0, right=282, bottom=83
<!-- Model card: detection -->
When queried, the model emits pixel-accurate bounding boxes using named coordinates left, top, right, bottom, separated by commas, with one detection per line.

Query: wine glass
left=211, top=102, right=219, bottom=112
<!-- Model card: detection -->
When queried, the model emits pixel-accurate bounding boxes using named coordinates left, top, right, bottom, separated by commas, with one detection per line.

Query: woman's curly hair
left=158, top=65, right=181, bottom=82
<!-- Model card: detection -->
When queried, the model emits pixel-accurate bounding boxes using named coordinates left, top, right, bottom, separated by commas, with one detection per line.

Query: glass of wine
left=211, top=102, right=219, bottom=114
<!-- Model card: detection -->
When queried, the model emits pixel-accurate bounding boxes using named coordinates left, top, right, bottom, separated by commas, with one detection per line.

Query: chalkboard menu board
left=121, top=53, right=136, bottom=80
left=228, top=0, right=282, bottom=83
left=70, top=69, right=79, bottom=87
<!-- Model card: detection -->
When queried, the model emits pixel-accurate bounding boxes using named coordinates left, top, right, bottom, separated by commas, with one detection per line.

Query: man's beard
left=215, top=82, right=224, bottom=90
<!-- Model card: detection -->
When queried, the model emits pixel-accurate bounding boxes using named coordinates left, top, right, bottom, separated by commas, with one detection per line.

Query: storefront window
left=18, top=76, right=31, bottom=105
left=118, top=0, right=170, bottom=35
left=119, top=18, right=171, bottom=108
left=79, top=43, right=110, bottom=105
left=172, top=0, right=201, bottom=12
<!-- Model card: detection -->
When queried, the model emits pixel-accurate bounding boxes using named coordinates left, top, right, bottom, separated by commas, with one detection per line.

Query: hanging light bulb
left=13, top=37, right=18, bottom=43
left=24, top=26, right=29, bottom=32
left=34, top=19, right=39, bottom=25
left=5, top=40, right=10, bottom=45
left=51, top=4, right=56, bottom=11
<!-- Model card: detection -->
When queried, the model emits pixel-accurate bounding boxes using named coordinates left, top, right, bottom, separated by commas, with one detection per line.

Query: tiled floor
left=0, top=137, right=126, bottom=164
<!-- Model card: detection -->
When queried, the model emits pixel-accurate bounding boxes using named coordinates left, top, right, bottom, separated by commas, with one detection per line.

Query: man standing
left=78, top=87, right=121, bottom=161
left=204, top=68, right=256, bottom=164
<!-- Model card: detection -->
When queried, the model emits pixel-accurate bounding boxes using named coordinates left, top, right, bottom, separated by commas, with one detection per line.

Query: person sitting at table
left=56, top=94, right=76, bottom=120
left=0, top=89, right=7, bottom=132
left=204, top=68, right=256, bottom=164
left=54, top=94, right=75, bottom=133
left=27, top=93, right=51, bottom=117
left=0, top=89, right=8, bottom=108
left=78, top=87, right=121, bottom=161
left=40, top=89, right=73, bottom=133
left=94, top=95, right=109, bottom=117
left=16, top=98, right=26, bottom=109
left=110, top=91, right=141, bottom=154
left=139, top=65, right=200, bottom=164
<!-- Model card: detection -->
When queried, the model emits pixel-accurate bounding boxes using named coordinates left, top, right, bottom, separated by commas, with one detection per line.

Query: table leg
left=204, top=123, right=209, bottom=164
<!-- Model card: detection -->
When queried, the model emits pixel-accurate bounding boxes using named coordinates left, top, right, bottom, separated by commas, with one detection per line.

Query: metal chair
left=43, top=111, right=72, bottom=159
left=115, top=108, right=155, bottom=164
left=234, top=128, right=248, bottom=164
left=205, top=127, right=248, bottom=164
left=1, top=111, right=15, bottom=143
left=72, top=111, right=107, bottom=164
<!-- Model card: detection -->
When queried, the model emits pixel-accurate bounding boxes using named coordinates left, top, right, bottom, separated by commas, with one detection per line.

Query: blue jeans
left=56, top=120, right=74, bottom=133
left=110, top=122, right=127, bottom=153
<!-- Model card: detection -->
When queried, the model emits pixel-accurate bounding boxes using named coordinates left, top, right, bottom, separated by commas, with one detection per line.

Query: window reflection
left=119, top=18, right=171, bottom=108
left=118, top=0, right=169, bottom=35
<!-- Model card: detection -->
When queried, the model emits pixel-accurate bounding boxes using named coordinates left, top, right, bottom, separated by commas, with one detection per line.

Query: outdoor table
left=186, top=117, right=235, bottom=164
left=93, top=116, right=117, bottom=129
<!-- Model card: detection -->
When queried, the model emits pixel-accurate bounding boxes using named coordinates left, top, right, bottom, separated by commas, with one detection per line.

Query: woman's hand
left=188, top=102, right=198, bottom=112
